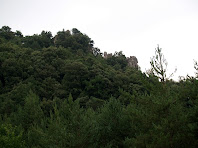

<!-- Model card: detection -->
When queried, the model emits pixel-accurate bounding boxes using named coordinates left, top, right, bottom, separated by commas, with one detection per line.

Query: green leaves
left=93, top=98, right=129, bottom=147
left=16, top=91, right=44, bottom=131
left=0, top=124, right=25, bottom=148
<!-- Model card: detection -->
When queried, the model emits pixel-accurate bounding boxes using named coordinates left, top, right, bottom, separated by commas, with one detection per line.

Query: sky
left=1, top=0, right=198, bottom=80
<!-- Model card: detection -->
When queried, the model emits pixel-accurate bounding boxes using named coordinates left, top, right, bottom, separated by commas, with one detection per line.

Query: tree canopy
left=0, top=26, right=198, bottom=147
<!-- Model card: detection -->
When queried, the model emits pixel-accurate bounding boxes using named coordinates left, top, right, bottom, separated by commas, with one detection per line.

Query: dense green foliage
left=0, top=26, right=198, bottom=147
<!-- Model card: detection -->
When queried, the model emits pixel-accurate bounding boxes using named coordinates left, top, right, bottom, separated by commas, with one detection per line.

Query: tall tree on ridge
left=150, top=45, right=176, bottom=83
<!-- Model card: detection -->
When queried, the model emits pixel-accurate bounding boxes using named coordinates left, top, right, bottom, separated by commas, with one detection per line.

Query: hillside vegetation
left=0, top=26, right=198, bottom=147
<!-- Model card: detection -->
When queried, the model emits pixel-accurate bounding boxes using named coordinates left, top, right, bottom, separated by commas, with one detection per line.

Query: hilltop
left=0, top=26, right=198, bottom=147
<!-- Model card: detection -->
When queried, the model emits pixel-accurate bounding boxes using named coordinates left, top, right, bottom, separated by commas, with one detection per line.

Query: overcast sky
left=1, top=0, right=198, bottom=80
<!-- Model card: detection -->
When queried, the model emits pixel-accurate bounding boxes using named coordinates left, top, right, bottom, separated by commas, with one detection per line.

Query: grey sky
left=1, top=0, right=198, bottom=80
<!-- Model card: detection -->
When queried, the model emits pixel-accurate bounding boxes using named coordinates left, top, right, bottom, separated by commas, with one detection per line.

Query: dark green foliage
left=16, top=91, right=44, bottom=131
left=54, top=28, right=93, bottom=53
left=22, top=31, right=53, bottom=49
left=0, top=26, right=198, bottom=147
left=62, top=62, right=89, bottom=98
left=106, top=51, right=127, bottom=70
left=93, top=98, right=130, bottom=147
left=0, top=26, right=15, bottom=40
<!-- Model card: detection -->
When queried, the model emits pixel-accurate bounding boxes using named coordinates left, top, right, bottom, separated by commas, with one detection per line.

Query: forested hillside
left=0, top=26, right=198, bottom=147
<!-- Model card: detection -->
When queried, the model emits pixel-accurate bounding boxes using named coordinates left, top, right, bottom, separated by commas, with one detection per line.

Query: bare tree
left=194, top=60, right=198, bottom=77
left=150, top=45, right=176, bottom=82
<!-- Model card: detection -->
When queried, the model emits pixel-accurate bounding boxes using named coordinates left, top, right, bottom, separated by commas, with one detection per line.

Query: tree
left=0, top=26, right=11, bottom=33
left=0, top=26, right=14, bottom=40
left=92, top=47, right=100, bottom=56
left=39, top=31, right=53, bottom=48
left=62, top=62, right=89, bottom=99
left=150, top=45, right=176, bottom=82
left=54, top=30, right=73, bottom=48
left=72, top=28, right=81, bottom=35
left=194, top=60, right=198, bottom=78
left=0, top=124, right=25, bottom=148
left=15, top=31, right=23, bottom=38
left=106, top=51, right=127, bottom=70
left=93, top=98, right=129, bottom=147
left=18, top=91, right=44, bottom=130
